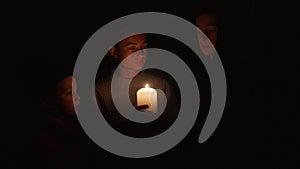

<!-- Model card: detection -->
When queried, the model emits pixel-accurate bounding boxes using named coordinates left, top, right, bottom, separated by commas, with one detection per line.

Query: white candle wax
left=137, top=84, right=157, bottom=113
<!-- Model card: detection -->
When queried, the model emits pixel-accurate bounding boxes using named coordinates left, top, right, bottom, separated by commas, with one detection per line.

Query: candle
left=137, top=84, right=157, bottom=113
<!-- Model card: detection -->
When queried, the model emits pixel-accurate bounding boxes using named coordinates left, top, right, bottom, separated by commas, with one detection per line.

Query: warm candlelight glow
left=137, top=84, right=157, bottom=113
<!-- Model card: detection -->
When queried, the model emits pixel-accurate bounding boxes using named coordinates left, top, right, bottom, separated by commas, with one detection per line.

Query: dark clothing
left=23, top=115, right=99, bottom=169
left=95, top=70, right=181, bottom=138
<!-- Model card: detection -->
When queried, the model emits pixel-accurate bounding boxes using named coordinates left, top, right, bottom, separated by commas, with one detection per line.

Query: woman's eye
left=204, top=30, right=216, bottom=36
left=128, top=47, right=137, bottom=51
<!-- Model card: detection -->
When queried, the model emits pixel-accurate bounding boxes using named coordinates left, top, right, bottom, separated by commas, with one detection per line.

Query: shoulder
left=95, top=74, right=112, bottom=93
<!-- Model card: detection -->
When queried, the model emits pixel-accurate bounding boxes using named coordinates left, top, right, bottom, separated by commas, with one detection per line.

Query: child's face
left=55, top=76, right=80, bottom=115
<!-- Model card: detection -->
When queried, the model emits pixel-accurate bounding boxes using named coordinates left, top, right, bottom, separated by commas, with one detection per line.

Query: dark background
left=3, top=0, right=299, bottom=168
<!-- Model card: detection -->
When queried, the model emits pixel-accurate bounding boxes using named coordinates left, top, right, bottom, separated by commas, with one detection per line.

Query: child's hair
left=25, top=60, right=74, bottom=102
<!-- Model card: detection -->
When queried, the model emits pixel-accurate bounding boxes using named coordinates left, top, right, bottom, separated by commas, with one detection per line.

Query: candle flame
left=145, top=84, right=149, bottom=88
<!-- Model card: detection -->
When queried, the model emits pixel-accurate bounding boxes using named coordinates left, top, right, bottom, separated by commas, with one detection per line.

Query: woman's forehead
left=119, top=34, right=147, bottom=45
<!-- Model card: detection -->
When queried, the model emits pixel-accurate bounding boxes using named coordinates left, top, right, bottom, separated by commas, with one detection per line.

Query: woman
left=95, top=34, right=181, bottom=138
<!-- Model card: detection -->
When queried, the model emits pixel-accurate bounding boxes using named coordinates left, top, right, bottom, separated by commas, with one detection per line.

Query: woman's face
left=196, top=13, right=218, bottom=56
left=55, top=76, right=80, bottom=115
left=114, top=34, right=148, bottom=72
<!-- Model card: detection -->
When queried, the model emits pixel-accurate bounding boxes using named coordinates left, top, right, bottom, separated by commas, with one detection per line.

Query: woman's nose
left=136, top=48, right=146, bottom=56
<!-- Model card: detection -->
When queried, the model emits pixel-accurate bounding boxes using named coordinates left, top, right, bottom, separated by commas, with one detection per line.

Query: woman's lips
left=135, top=60, right=145, bottom=65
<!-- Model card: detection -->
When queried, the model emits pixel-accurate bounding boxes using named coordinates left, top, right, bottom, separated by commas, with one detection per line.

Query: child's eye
left=65, top=90, right=72, bottom=95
